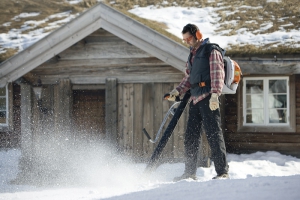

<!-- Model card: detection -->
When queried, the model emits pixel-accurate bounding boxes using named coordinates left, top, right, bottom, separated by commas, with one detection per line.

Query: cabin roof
left=0, top=2, right=188, bottom=87
left=1, top=3, right=300, bottom=87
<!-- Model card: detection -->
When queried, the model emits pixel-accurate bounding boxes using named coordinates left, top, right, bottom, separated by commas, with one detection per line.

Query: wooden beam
left=133, top=83, right=144, bottom=157
left=20, top=83, right=34, bottom=167
left=38, top=74, right=184, bottom=85
left=7, top=83, right=13, bottom=131
left=33, top=66, right=179, bottom=77
left=105, top=78, right=118, bottom=145
left=72, top=84, right=106, bottom=90
left=117, top=83, right=124, bottom=150
left=122, top=83, right=134, bottom=154
left=237, top=60, right=300, bottom=74
left=142, top=83, right=155, bottom=157
left=53, top=79, right=73, bottom=139
left=37, top=58, right=169, bottom=69
left=59, top=41, right=152, bottom=60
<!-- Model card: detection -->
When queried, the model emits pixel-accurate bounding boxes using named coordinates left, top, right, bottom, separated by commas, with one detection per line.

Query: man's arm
left=209, top=49, right=225, bottom=95
left=175, top=62, right=191, bottom=96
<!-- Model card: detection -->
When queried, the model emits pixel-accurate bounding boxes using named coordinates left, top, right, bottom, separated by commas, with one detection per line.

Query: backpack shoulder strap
left=206, top=43, right=226, bottom=57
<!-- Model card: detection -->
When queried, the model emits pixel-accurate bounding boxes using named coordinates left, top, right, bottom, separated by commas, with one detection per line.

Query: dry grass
left=106, top=4, right=184, bottom=45
left=105, top=0, right=300, bottom=55
left=227, top=44, right=300, bottom=57
left=0, top=0, right=98, bottom=62
left=112, top=0, right=299, bottom=36
left=215, top=0, right=300, bottom=35
left=0, top=0, right=98, bottom=33
left=0, top=48, right=18, bottom=62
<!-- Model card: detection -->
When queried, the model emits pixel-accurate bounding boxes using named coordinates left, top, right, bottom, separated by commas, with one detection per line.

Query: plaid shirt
left=176, top=43, right=225, bottom=105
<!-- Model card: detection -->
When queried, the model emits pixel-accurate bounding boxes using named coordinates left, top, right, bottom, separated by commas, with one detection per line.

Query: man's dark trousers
left=184, top=95, right=229, bottom=176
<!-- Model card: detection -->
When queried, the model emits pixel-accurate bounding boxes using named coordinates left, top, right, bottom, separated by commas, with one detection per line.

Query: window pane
left=246, top=94, right=264, bottom=109
left=246, top=109, right=264, bottom=124
left=269, top=95, right=287, bottom=108
left=269, top=109, right=287, bottom=123
left=0, top=87, right=5, bottom=96
left=0, top=98, right=6, bottom=110
left=0, top=111, right=6, bottom=123
left=269, top=80, right=287, bottom=93
left=246, top=80, right=263, bottom=94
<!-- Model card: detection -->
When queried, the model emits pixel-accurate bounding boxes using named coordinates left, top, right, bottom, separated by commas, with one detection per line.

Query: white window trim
left=243, top=77, right=289, bottom=126
left=237, top=75, right=296, bottom=133
left=0, top=84, right=9, bottom=127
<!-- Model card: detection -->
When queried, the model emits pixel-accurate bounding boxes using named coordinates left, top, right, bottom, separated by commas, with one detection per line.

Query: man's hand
left=166, top=89, right=179, bottom=101
left=209, top=93, right=219, bottom=110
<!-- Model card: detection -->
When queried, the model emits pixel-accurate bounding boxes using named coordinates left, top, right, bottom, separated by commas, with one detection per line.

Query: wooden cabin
left=0, top=2, right=299, bottom=175
left=224, top=56, right=300, bottom=157
left=0, top=3, right=189, bottom=167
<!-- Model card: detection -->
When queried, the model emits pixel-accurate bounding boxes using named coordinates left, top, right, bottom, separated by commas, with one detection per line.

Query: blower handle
left=142, top=128, right=152, bottom=140
left=163, top=93, right=180, bottom=102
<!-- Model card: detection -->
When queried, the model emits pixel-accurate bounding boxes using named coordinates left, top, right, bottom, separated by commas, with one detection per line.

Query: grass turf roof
left=1, top=0, right=299, bottom=63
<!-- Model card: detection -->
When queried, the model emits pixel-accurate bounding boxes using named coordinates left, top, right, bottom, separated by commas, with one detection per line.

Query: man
left=167, top=24, right=229, bottom=181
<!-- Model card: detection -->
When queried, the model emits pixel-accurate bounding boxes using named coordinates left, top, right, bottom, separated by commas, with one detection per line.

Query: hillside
left=0, top=0, right=299, bottom=62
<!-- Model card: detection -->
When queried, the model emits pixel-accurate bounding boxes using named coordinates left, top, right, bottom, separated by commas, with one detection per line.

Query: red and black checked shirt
left=176, top=47, right=225, bottom=105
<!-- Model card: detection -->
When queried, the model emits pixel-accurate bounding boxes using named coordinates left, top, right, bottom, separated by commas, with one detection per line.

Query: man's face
left=182, top=32, right=196, bottom=46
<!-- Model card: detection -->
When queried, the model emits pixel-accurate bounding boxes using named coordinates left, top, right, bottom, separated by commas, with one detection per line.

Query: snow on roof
left=128, top=5, right=300, bottom=50
left=1, top=1, right=299, bottom=56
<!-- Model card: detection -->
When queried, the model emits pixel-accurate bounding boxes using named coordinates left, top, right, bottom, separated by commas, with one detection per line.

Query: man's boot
left=173, top=173, right=197, bottom=182
left=212, top=173, right=229, bottom=179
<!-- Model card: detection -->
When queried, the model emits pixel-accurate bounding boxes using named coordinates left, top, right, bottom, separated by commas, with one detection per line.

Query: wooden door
left=73, top=90, right=105, bottom=142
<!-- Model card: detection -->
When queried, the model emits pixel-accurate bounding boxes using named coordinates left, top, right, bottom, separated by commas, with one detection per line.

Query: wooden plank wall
left=31, top=29, right=183, bottom=85
left=117, top=82, right=188, bottom=161
left=224, top=74, right=300, bottom=158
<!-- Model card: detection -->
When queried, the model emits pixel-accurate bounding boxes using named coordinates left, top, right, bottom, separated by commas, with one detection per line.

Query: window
left=238, top=76, right=295, bottom=132
left=244, top=77, right=289, bottom=125
left=0, top=85, right=8, bottom=125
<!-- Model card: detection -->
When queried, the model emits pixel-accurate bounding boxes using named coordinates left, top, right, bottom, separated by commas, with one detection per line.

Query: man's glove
left=209, top=93, right=219, bottom=111
left=166, top=89, right=179, bottom=101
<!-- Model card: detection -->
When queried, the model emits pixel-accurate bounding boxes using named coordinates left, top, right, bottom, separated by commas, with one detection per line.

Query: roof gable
left=0, top=3, right=188, bottom=87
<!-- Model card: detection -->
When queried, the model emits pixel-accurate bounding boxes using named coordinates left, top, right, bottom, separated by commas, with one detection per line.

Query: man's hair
left=182, top=24, right=200, bottom=39
left=181, top=24, right=202, bottom=40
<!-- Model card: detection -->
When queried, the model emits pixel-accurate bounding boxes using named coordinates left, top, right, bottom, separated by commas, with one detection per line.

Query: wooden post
left=54, top=79, right=73, bottom=141
left=19, top=83, right=34, bottom=180
left=133, top=84, right=143, bottom=158
left=105, top=78, right=118, bottom=145
left=142, top=83, right=154, bottom=157
left=122, top=83, right=134, bottom=154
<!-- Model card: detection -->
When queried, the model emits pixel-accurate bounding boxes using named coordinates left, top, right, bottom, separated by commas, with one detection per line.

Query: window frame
left=0, top=84, right=13, bottom=132
left=0, top=85, right=8, bottom=125
left=237, top=75, right=296, bottom=133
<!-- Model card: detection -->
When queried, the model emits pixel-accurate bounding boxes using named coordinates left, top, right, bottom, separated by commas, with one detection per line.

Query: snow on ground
left=0, top=149, right=300, bottom=200
left=0, top=2, right=300, bottom=200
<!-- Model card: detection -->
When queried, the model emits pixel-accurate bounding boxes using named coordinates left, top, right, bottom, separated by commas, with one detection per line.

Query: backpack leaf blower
left=143, top=90, right=191, bottom=173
